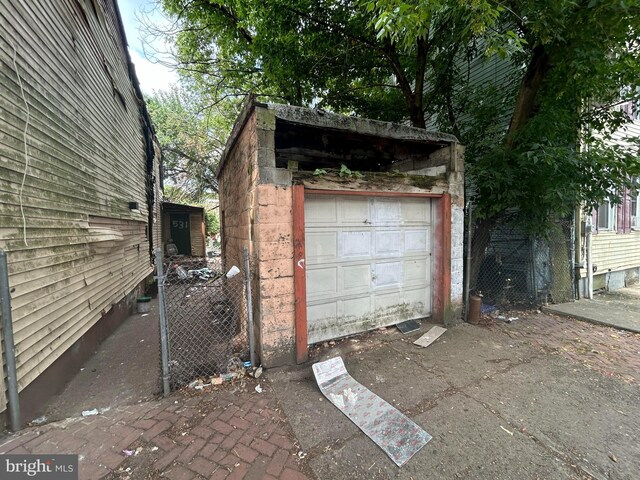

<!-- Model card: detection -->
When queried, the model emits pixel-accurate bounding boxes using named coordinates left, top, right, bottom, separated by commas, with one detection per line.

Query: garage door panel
left=405, top=229, right=429, bottom=252
left=306, top=267, right=338, bottom=300
left=402, top=198, right=431, bottom=223
left=404, top=287, right=431, bottom=315
left=306, top=231, right=338, bottom=262
left=373, top=198, right=402, bottom=224
left=375, top=230, right=403, bottom=256
left=305, top=196, right=337, bottom=224
left=404, top=259, right=429, bottom=285
left=342, top=264, right=371, bottom=292
left=342, top=296, right=372, bottom=318
left=340, top=231, right=372, bottom=258
left=340, top=197, right=369, bottom=224
left=373, top=261, right=403, bottom=287
left=306, top=194, right=432, bottom=344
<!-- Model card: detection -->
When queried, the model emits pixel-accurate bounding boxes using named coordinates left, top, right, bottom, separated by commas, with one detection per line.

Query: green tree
left=155, top=0, right=640, bottom=230
left=147, top=84, right=237, bottom=200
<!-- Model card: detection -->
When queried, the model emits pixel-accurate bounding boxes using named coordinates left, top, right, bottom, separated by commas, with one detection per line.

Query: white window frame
left=632, top=181, right=640, bottom=230
left=596, top=199, right=616, bottom=231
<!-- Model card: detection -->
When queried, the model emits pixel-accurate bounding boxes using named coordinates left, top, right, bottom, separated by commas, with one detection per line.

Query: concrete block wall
left=254, top=185, right=295, bottom=366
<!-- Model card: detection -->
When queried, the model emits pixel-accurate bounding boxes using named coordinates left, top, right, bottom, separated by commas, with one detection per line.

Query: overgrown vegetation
left=147, top=0, right=640, bottom=235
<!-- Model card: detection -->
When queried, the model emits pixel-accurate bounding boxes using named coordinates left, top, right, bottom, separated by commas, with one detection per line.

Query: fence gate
left=158, top=249, right=252, bottom=390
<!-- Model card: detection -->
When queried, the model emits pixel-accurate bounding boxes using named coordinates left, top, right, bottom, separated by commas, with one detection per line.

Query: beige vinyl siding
left=590, top=231, right=640, bottom=275
left=588, top=117, right=640, bottom=276
left=0, top=0, right=155, bottom=404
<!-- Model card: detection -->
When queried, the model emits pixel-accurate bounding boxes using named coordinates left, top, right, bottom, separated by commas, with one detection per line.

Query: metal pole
left=463, top=201, right=473, bottom=322
left=0, top=250, right=21, bottom=431
left=155, top=248, right=171, bottom=397
left=243, top=247, right=256, bottom=367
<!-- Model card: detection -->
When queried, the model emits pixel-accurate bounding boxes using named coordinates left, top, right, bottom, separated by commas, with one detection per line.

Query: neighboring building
left=445, top=52, right=640, bottom=303
left=583, top=112, right=640, bottom=294
left=0, top=0, right=161, bottom=422
left=162, top=202, right=206, bottom=257
left=217, top=99, right=464, bottom=366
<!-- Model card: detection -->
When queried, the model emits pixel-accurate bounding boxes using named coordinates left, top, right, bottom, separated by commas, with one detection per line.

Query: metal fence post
left=464, top=201, right=473, bottom=322
left=155, top=248, right=171, bottom=397
left=243, top=247, right=256, bottom=367
left=0, top=250, right=21, bottom=431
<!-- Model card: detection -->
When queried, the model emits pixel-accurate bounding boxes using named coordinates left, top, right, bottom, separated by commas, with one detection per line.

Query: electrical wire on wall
left=10, top=39, right=31, bottom=246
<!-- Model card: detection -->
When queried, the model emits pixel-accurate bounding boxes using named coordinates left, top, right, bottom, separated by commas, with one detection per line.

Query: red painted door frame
left=292, top=187, right=452, bottom=364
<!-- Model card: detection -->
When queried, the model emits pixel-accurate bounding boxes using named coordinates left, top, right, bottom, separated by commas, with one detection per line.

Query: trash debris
left=507, top=317, right=519, bottom=323
left=313, top=356, right=431, bottom=467
left=480, top=303, right=497, bottom=314
left=249, top=366, right=263, bottom=379
left=226, top=265, right=240, bottom=278
left=122, top=450, right=134, bottom=457
left=81, top=409, right=99, bottom=417
left=414, top=326, right=447, bottom=348
left=609, top=453, right=617, bottom=462
left=396, top=319, right=420, bottom=334
left=297, top=451, right=307, bottom=460
left=31, top=415, right=47, bottom=425
left=500, top=425, right=514, bottom=436
left=255, top=384, right=263, bottom=393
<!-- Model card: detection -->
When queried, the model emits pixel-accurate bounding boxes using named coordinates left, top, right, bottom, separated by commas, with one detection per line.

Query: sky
left=117, top=0, right=179, bottom=94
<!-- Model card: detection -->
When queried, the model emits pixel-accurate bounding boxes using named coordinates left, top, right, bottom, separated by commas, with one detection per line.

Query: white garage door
left=305, top=194, right=432, bottom=344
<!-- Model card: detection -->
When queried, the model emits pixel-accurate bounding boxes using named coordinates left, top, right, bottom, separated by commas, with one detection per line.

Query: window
left=632, top=184, right=640, bottom=229
left=596, top=200, right=616, bottom=231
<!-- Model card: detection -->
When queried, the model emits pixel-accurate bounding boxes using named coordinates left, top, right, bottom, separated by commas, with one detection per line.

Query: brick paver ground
left=0, top=382, right=312, bottom=480
left=496, top=311, right=640, bottom=383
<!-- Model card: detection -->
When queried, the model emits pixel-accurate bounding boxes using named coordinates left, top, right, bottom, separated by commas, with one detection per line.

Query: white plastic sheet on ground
left=313, top=356, right=431, bottom=466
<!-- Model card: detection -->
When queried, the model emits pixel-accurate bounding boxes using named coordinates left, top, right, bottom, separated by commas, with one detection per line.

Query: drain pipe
left=0, top=250, right=21, bottom=431
left=586, top=225, right=593, bottom=299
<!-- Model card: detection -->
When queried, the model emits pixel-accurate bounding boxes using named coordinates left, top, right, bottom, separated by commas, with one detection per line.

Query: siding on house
left=0, top=0, right=159, bottom=411
left=588, top=116, right=640, bottom=280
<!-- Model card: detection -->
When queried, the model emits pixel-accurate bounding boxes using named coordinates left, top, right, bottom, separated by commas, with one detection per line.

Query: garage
left=217, top=99, right=464, bottom=366
left=305, top=193, right=432, bottom=343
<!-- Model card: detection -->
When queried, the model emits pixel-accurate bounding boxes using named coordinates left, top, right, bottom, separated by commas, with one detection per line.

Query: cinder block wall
left=254, top=185, right=295, bottom=366
left=221, top=107, right=296, bottom=367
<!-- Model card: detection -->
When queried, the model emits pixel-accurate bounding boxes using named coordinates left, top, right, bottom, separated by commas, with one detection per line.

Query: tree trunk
left=468, top=216, right=498, bottom=295
left=506, top=45, right=550, bottom=147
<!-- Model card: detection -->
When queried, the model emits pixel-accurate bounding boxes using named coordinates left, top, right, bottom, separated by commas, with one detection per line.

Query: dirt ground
left=266, top=312, right=640, bottom=480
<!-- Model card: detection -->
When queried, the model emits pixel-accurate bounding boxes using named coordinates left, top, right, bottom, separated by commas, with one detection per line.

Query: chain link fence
left=467, top=212, right=575, bottom=318
left=157, top=248, right=253, bottom=390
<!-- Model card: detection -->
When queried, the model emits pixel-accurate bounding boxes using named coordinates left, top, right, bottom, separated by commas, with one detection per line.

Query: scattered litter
left=500, top=425, right=514, bottom=436
left=139, top=339, right=144, bottom=343
left=255, top=384, right=263, bottom=394
left=609, top=453, right=617, bottom=462
left=141, top=314, right=148, bottom=317
left=497, top=315, right=506, bottom=321
left=297, top=451, right=307, bottom=459
left=313, top=356, right=431, bottom=466
left=122, top=450, right=134, bottom=457
left=480, top=303, right=497, bottom=314
left=150, top=447, right=158, bottom=452
left=249, top=366, right=263, bottom=379
left=188, top=380, right=199, bottom=388
left=31, top=415, right=47, bottom=425
left=414, top=326, right=447, bottom=348
left=80, top=368, right=85, bottom=372
left=396, top=319, right=420, bottom=334
left=507, top=317, right=519, bottom=323
left=81, top=409, right=99, bottom=417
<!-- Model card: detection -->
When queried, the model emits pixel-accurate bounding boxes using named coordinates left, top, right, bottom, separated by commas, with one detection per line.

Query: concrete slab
left=543, top=285, right=640, bottom=333
left=268, top=316, right=640, bottom=480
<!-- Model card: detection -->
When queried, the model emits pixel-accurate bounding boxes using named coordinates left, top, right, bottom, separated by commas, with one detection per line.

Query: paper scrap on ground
left=313, top=356, right=431, bottom=466
left=413, top=326, right=447, bottom=348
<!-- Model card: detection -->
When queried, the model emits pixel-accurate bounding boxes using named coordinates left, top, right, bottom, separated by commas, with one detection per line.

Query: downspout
left=586, top=221, right=593, bottom=299
left=574, top=207, right=582, bottom=300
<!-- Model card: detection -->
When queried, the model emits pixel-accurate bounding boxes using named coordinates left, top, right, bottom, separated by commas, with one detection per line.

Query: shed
left=217, top=99, right=464, bottom=367
left=162, top=202, right=206, bottom=257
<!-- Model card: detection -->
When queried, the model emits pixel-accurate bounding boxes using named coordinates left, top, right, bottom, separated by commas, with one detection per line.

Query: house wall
left=0, top=0, right=157, bottom=420
left=583, top=116, right=640, bottom=292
